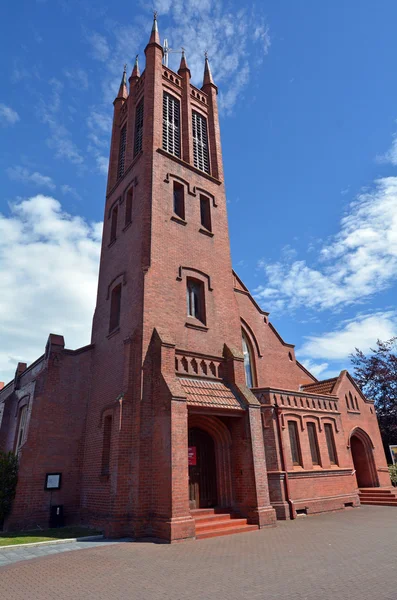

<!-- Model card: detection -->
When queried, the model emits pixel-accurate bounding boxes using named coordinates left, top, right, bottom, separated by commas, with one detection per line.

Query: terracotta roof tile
left=180, top=378, right=244, bottom=410
left=301, top=378, right=338, bottom=395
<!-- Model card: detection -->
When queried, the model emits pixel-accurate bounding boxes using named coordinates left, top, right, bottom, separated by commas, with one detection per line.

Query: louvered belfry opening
left=163, top=92, right=181, bottom=157
left=134, top=99, right=144, bottom=157
left=192, top=111, right=210, bottom=174
left=117, top=124, right=127, bottom=179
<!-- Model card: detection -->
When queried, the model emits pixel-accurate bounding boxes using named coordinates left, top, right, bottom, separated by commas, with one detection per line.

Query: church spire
left=116, top=64, right=128, bottom=100
left=202, top=52, right=216, bottom=88
left=148, top=11, right=160, bottom=46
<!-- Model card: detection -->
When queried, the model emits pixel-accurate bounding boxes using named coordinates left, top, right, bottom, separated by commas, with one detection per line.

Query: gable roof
left=180, top=378, right=244, bottom=410
left=301, top=377, right=338, bottom=395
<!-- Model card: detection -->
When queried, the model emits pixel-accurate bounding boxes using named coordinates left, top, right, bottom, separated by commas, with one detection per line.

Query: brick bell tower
left=82, top=14, right=276, bottom=541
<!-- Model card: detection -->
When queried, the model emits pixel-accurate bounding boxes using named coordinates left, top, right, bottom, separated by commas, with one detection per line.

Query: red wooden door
left=188, top=428, right=217, bottom=509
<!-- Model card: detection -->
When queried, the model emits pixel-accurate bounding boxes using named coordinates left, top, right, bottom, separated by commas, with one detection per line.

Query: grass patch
left=0, top=526, right=102, bottom=547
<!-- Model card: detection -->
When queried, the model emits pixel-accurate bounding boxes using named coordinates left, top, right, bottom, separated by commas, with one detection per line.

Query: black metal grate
left=134, top=99, right=144, bottom=157
left=117, top=125, right=127, bottom=179
left=162, top=93, right=180, bottom=157
left=192, top=111, right=210, bottom=173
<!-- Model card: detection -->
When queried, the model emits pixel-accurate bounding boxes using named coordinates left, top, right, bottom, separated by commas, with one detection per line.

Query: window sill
left=107, top=327, right=120, bottom=339
left=199, top=227, right=214, bottom=237
left=99, top=474, right=110, bottom=482
left=108, top=239, right=116, bottom=248
left=185, top=319, right=208, bottom=332
left=157, top=148, right=222, bottom=185
left=347, top=410, right=360, bottom=414
left=171, top=215, right=187, bottom=226
left=123, top=221, right=132, bottom=232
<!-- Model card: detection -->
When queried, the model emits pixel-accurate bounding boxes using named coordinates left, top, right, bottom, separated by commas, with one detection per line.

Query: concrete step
left=196, top=524, right=258, bottom=540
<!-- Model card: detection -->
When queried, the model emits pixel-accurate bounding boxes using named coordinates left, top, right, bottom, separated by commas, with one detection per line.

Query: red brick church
left=0, top=16, right=392, bottom=541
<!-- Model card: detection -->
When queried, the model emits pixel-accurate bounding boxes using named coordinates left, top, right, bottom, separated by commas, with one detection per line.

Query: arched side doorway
left=188, top=415, right=234, bottom=510
left=350, top=428, right=379, bottom=488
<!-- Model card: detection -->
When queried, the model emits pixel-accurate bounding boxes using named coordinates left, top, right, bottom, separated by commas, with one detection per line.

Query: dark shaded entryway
left=188, top=427, right=217, bottom=509
left=350, top=428, right=378, bottom=488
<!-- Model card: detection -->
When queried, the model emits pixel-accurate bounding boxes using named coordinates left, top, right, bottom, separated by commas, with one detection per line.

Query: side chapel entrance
left=350, top=429, right=379, bottom=488
left=188, top=427, right=217, bottom=509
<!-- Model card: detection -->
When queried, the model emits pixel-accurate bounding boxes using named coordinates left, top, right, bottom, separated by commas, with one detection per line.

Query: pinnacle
left=116, top=65, right=128, bottom=100
left=131, top=54, right=140, bottom=79
left=203, top=52, right=215, bottom=87
left=178, top=48, right=191, bottom=77
left=148, top=10, right=160, bottom=46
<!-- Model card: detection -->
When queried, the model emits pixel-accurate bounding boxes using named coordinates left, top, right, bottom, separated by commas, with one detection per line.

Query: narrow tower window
left=324, top=423, right=337, bottom=465
left=16, top=405, right=28, bottom=451
left=307, top=422, right=320, bottom=466
left=288, top=421, right=302, bottom=466
left=242, top=332, right=254, bottom=388
left=117, top=125, right=127, bottom=179
left=192, top=111, right=210, bottom=173
left=110, top=205, right=118, bottom=243
left=173, top=182, right=185, bottom=220
left=109, top=283, right=122, bottom=333
left=125, top=188, right=133, bottom=226
left=163, top=93, right=180, bottom=157
left=101, top=415, right=112, bottom=475
left=134, top=99, right=144, bottom=156
left=200, top=195, right=212, bottom=231
left=186, top=278, right=205, bottom=323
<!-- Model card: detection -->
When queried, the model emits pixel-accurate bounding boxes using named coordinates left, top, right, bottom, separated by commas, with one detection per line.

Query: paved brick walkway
left=0, top=538, right=128, bottom=567
left=1, top=506, right=396, bottom=600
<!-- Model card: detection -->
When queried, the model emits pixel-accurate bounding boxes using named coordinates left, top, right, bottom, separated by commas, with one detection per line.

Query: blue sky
left=1, top=0, right=397, bottom=384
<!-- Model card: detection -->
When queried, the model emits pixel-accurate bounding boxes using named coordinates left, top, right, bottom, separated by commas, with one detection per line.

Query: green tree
left=351, top=337, right=397, bottom=461
left=0, top=452, right=19, bottom=529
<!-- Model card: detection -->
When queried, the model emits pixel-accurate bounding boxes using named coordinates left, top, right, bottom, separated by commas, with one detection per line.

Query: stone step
left=359, top=494, right=396, bottom=501
left=196, top=524, right=258, bottom=540
left=193, top=512, right=233, bottom=523
left=195, top=517, right=248, bottom=532
left=359, top=488, right=394, bottom=494
left=360, top=500, right=397, bottom=506
left=190, top=508, right=216, bottom=516
left=191, top=508, right=258, bottom=540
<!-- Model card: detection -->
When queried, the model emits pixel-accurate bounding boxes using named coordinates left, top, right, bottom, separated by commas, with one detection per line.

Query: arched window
left=242, top=331, right=255, bottom=388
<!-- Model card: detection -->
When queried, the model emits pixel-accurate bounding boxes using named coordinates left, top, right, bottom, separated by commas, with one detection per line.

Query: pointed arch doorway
left=350, top=428, right=379, bottom=488
left=188, top=427, right=217, bottom=509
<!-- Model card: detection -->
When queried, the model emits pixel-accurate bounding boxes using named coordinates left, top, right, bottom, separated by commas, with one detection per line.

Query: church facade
left=0, top=16, right=392, bottom=541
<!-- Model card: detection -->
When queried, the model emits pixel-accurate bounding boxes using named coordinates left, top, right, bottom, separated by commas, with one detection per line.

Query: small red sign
left=188, top=446, right=196, bottom=466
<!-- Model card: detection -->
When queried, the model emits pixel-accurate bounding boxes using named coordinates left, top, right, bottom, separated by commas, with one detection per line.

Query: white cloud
left=87, top=32, right=110, bottom=62
left=299, top=359, right=330, bottom=379
left=0, top=104, right=20, bottom=126
left=7, top=166, right=55, bottom=190
left=60, top=184, right=81, bottom=200
left=87, top=110, right=112, bottom=138
left=0, top=195, right=102, bottom=384
left=377, top=126, right=397, bottom=165
left=63, top=68, right=89, bottom=90
left=95, top=155, right=109, bottom=175
left=255, top=177, right=397, bottom=313
left=38, top=78, right=84, bottom=166
left=299, top=310, right=397, bottom=362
